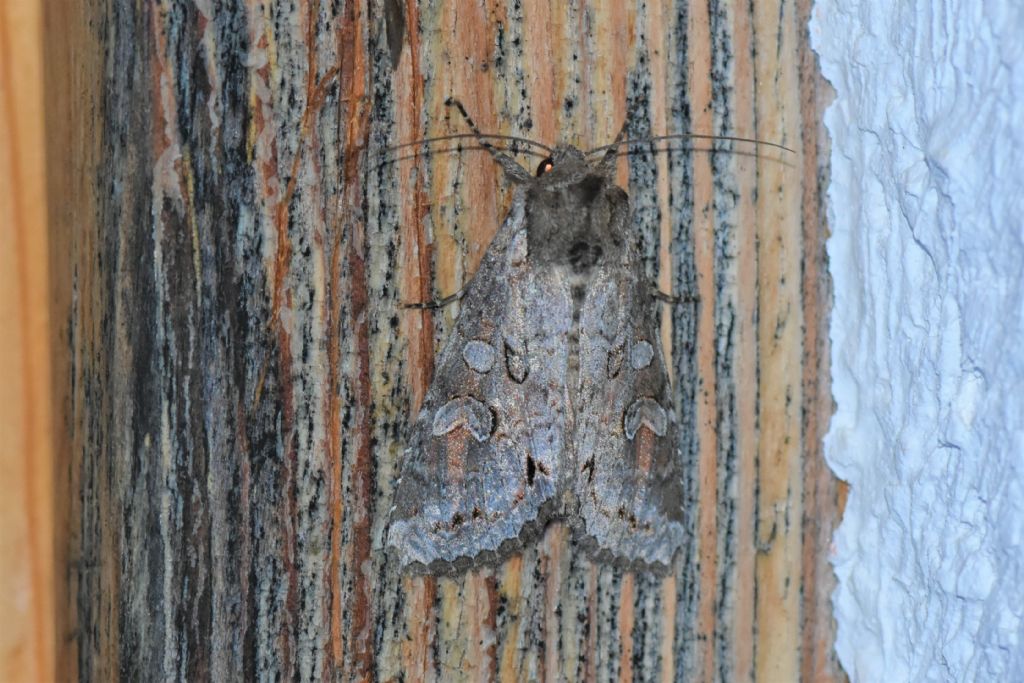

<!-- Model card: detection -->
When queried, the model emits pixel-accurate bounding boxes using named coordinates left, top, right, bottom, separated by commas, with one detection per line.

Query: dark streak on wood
left=345, top=219, right=375, bottom=681
left=338, top=1, right=377, bottom=679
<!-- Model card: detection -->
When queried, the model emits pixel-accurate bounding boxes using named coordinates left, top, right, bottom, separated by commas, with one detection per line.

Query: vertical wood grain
left=42, top=0, right=105, bottom=679
left=752, top=0, right=805, bottom=678
left=0, top=2, right=56, bottom=681
left=796, top=0, right=847, bottom=680
left=48, top=0, right=844, bottom=680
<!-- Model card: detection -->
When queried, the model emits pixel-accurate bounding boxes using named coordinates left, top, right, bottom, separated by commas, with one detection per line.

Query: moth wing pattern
left=573, top=265, right=685, bottom=569
left=388, top=191, right=572, bottom=573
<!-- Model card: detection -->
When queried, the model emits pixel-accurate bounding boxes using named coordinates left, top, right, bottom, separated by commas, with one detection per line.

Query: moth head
left=534, top=125, right=629, bottom=184
left=533, top=145, right=589, bottom=181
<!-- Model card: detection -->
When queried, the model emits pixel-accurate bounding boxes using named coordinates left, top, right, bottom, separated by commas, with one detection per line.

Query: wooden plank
left=753, top=0, right=805, bottom=678
left=796, top=0, right=849, bottom=680
left=0, top=2, right=56, bottom=681
left=41, top=0, right=105, bottom=679
left=53, top=0, right=845, bottom=680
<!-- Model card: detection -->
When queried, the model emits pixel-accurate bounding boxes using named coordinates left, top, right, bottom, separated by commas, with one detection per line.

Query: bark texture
left=58, top=0, right=844, bottom=680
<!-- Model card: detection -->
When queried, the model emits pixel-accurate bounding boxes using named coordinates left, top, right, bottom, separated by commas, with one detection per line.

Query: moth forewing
left=388, top=191, right=567, bottom=574
left=573, top=263, right=685, bottom=569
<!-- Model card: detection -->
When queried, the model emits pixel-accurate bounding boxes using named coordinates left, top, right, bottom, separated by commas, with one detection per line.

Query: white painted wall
left=810, top=1, right=1024, bottom=680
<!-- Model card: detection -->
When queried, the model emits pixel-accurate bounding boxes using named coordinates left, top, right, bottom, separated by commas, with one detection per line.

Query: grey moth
left=388, top=106, right=686, bottom=575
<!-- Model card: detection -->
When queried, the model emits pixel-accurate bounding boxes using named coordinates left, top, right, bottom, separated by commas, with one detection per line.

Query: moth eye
left=536, top=158, right=554, bottom=177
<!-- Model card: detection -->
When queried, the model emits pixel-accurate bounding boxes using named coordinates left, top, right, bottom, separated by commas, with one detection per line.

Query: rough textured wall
left=59, top=0, right=837, bottom=680
left=812, top=1, right=1024, bottom=680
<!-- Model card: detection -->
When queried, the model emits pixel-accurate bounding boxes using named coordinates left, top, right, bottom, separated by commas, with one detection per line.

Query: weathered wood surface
left=0, top=2, right=56, bottom=681
left=56, top=0, right=845, bottom=680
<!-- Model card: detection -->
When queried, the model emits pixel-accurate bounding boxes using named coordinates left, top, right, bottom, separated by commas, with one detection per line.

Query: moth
left=387, top=101, right=687, bottom=574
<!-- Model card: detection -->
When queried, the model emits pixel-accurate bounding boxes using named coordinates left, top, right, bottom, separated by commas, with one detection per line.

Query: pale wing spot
left=624, top=398, right=668, bottom=440
left=630, top=340, right=654, bottom=370
left=432, top=397, right=494, bottom=442
left=462, top=340, right=496, bottom=373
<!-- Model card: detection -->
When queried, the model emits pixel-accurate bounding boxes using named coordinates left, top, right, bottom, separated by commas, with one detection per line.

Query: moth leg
left=445, top=97, right=532, bottom=183
left=650, top=285, right=699, bottom=306
left=402, top=288, right=465, bottom=310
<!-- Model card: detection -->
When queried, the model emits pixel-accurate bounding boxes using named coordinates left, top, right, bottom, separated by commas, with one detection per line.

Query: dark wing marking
left=572, top=266, right=685, bottom=569
left=388, top=192, right=572, bottom=573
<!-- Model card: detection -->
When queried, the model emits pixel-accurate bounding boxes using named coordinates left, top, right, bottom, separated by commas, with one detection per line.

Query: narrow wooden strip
left=37, top=0, right=104, bottom=677
left=707, top=1, right=752, bottom=677
left=560, top=542, right=593, bottom=682
left=728, top=1, right=761, bottom=680
left=595, top=567, right=624, bottom=682
left=666, top=3, right=702, bottom=680
left=659, top=576, right=678, bottom=683
left=0, top=1, right=56, bottom=680
left=542, top=524, right=568, bottom=681
left=630, top=573, right=665, bottom=679
left=617, top=573, right=636, bottom=682
left=686, top=0, right=721, bottom=680
left=402, top=576, right=439, bottom=682
left=753, top=0, right=806, bottom=680
left=796, top=0, right=847, bottom=680
left=496, top=556, right=525, bottom=682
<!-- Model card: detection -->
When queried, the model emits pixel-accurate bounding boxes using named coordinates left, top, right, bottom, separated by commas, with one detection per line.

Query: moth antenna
left=604, top=145, right=768, bottom=160
left=597, top=121, right=629, bottom=177
left=650, top=285, right=700, bottom=305
left=445, top=97, right=534, bottom=183
left=401, top=288, right=465, bottom=310
left=587, top=132, right=794, bottom=156
left=388, top=132, right=553, bottom=155
left=377, top=144, right=549, bottom=170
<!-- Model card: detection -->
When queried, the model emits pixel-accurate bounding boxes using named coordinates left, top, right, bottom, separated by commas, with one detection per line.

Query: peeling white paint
left=811, top=0, right=1024, bottom=680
